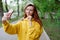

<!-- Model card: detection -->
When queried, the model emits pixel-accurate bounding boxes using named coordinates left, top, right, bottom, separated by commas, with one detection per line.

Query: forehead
left=26, top=6, right=34, bottom=9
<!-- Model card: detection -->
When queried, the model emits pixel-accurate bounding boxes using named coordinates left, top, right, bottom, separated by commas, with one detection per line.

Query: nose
left=27, top=10, right=30, bottom=13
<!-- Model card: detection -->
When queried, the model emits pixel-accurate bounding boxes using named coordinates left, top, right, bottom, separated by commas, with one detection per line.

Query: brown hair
left=24, top=4, right=43, bottom=27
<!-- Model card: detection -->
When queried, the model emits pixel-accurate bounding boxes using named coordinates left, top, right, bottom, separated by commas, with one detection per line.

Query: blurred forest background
left=0, top=0, right=60, bottom=40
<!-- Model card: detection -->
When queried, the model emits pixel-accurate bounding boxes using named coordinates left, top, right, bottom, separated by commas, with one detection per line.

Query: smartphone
left=4, top=9, right=13, bottom=18
left=8, top=9, right=13, bottom=14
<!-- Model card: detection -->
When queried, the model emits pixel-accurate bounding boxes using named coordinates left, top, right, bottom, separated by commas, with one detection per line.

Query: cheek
left=30, top=11, right=34, bottom=15
left=25, top=10, right=29, bottom=16
left=25, top=10, right=29, bottom=13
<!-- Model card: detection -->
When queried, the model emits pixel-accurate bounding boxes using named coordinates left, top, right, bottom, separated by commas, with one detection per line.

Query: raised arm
left=2, top=9, right=21, bottom=34
left=2, top=20, right=22, bottom=34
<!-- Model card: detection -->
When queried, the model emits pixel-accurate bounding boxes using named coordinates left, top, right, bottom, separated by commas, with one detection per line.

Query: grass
left=42, top=19, right=60, bottom=40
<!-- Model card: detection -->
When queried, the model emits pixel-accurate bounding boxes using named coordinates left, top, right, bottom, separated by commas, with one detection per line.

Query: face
left=25, top=6, right=34, bottom=17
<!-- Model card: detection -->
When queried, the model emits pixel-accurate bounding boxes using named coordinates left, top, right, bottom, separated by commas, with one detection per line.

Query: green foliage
left=42, top=19, right=60, bottom=40
left=33, top=0, right=56, bottom=13
left=33, top=0, right=60, bottom=20
left=55, top=8, right=60, bottom=19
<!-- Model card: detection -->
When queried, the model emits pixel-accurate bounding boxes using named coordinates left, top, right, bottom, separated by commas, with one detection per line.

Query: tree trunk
left=5, top=0, right=8, bottom=12
left=49, top=12, right=54, bottom=21
left=0, top=0, right=3, bottom=21
left=17, top=0, right=19, bottom=17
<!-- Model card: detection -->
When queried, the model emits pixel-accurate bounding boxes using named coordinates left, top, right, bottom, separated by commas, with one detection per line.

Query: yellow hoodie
left=2, top=18, right=43, bottom=40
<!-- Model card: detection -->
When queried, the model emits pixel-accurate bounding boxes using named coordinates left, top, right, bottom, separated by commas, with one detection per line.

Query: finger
left=7, top=9, right=13, bottom=17
left=7, top=13, right=11, bottom=16
left=28, top=16, right=32, bottom=19
left=8, top=9, right=13, bottom=13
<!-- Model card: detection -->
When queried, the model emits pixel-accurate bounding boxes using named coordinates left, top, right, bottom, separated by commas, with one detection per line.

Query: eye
left=30, top=10, right=33, bottom=11
left=26, top=8, right=29, bottom=10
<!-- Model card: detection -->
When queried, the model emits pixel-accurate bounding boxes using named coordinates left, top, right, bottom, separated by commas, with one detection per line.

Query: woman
left=2, top=4, right=43, bottom=40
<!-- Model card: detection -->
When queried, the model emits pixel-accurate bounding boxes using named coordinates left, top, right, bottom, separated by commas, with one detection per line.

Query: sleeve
left=2, top=20, right=22, bottom=34
left=29, top=22, right=43, bottom=39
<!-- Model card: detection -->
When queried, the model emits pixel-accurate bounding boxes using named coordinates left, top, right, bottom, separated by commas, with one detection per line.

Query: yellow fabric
left=2, top=18, right=43, bottom=40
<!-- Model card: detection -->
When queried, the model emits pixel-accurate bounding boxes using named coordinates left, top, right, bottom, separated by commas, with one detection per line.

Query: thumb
left=27, top=16, right=32, bottom=20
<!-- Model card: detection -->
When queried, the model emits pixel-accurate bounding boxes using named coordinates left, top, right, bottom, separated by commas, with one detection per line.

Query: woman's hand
left=26, top=16, right=32, bottom=26
left=2, top=9, right=13, bottom=23
left=26, top=16, right=32, bottom=21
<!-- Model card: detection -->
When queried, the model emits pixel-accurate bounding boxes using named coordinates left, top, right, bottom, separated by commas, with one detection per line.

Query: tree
left=32, top=0, right=56, bottom=20
left=5, top=0, right=8, bottom=12
left=17, top=0, right=19, bottom=17
left=0, top=0, right=3, bottom=21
